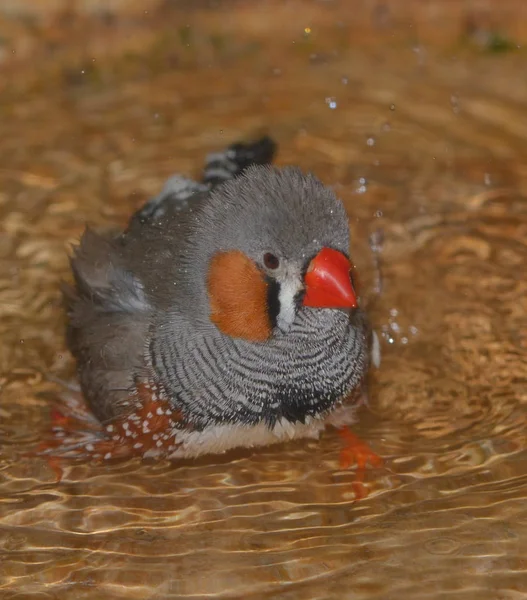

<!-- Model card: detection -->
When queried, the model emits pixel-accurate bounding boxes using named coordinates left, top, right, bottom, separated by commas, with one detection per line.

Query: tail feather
left=202, top=136, right=277, bottom=186
left=129, top=135, right=278, bottom=227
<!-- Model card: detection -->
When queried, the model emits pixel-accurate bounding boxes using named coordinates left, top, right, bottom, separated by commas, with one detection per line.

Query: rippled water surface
left=0, top=2, right=526, bottom=599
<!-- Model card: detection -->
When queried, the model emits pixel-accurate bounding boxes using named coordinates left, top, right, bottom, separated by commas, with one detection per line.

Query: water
left=0, top=3, right=526, bottom=598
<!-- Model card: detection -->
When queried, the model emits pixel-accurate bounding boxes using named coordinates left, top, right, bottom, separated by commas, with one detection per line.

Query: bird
left=44, top=136, right=381, bottom=479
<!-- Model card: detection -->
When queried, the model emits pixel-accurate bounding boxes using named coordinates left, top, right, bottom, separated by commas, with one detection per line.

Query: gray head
left=177, top=165, right=357, bottom=342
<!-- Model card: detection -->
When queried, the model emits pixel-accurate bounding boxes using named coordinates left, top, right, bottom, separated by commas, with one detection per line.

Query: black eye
left=263, top=252, right=280, bottom=270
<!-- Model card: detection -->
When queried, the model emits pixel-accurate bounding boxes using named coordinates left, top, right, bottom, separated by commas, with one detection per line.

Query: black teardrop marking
left=266, top=277, right=281, bottom=330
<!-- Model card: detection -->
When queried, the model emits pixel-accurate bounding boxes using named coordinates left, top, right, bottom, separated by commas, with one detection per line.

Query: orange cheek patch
left=207, top=250, right=272, bottom=342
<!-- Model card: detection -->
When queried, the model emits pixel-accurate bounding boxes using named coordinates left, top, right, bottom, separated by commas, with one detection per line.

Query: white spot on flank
left=122, top=422, right=129, bottom=430
left=104, top=452, right=112, bottom=460
left=133, top=443, right=143, bottom=449
left=85, top=443, right=94, bottom=451
left=106, top=424, right=114, bottom=432
left=156, top=407, right=164, bottom=416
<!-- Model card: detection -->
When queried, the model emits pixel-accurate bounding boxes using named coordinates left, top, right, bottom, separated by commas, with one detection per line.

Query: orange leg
left=43, top=456, right=67, bottom=483
left=338, top=427, right=383, bottom=500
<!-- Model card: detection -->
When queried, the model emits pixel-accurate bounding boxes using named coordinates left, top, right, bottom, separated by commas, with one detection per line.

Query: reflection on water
left=0, top=2, right=526, bottom=598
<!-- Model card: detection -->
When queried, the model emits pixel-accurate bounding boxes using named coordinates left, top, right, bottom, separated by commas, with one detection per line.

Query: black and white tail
left=202, top=136, right=277, bottom=186
left=133, top=136, right=277, bottom=225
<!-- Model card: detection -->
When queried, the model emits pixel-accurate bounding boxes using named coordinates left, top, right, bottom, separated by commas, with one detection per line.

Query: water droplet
left=374, top=210, right=383, bottom=218
left=389, top=103, right=396, bottom=111
left=341, top=76, right=349, bottom=85
left=356, top=177, right=367, bottom=194
left=366, top=137, right=376, bottom=147
left=450, top=94, right=460, bottom=115
left=412, top=45, right=426, bottom=66
left=389, top=308, right=398, bottom=317
left=401, top=337, right=409, bottom=345
left=484, top=173, right=491, bottom=186
left=381, top=121, right=391, bottom=132
left=325, top=97, right=338, bottom=110
left=409, top=325, right=419, bottom=335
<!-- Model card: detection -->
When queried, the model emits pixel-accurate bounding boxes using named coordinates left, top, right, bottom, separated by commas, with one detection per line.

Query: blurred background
left=0, top=1, right=526, bottom=599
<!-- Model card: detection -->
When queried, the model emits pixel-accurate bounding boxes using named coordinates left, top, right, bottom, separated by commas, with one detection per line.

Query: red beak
left=303, top=248, right=358, bottom=309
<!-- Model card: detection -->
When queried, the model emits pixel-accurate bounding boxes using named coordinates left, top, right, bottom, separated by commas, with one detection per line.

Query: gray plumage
left=64, top=140, right=370, bottom=448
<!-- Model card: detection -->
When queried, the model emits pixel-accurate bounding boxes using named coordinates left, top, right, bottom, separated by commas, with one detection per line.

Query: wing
left=64, top=228, right=151, bottom=422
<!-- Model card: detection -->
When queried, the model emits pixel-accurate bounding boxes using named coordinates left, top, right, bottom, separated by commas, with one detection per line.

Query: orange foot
left=338, top=427, right=383, bottom=500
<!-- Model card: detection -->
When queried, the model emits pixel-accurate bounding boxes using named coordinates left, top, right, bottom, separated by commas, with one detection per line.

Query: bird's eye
left=263, top=252, right=280, bottom=270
